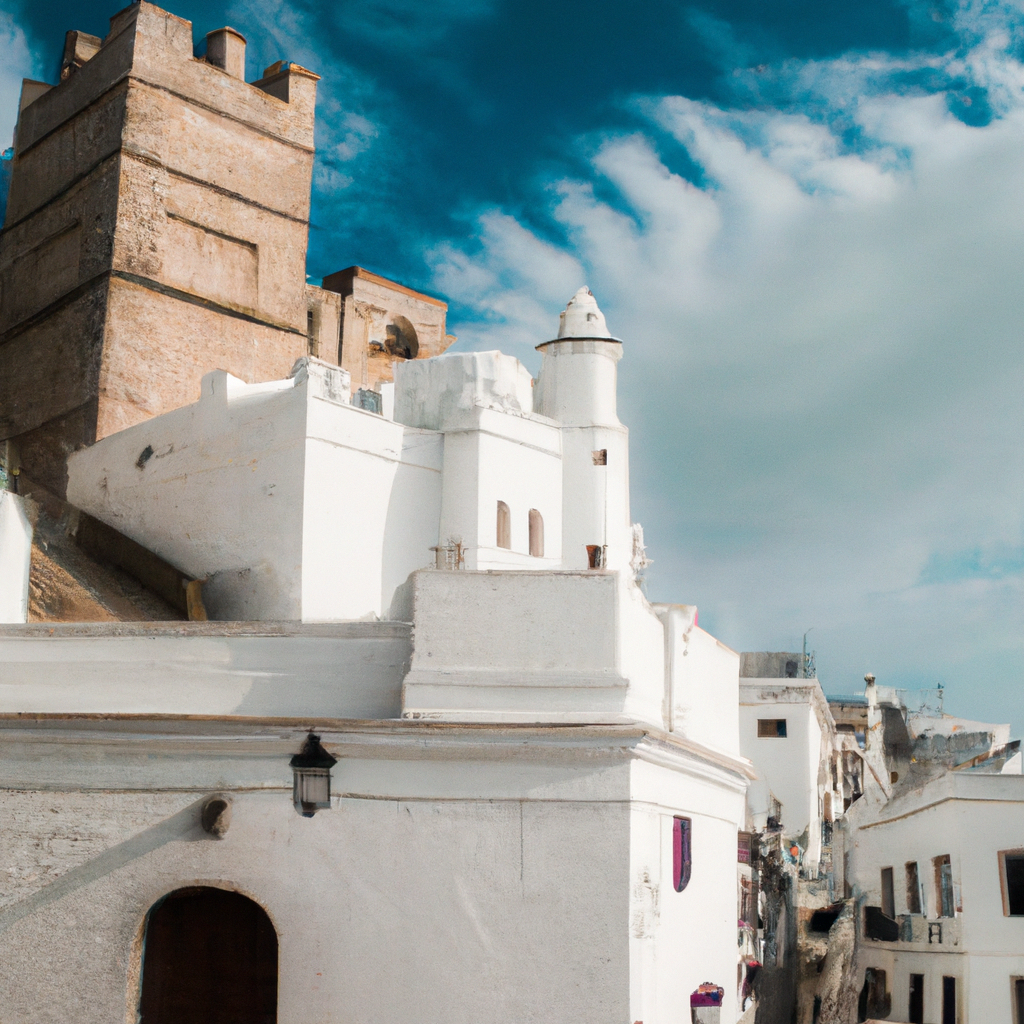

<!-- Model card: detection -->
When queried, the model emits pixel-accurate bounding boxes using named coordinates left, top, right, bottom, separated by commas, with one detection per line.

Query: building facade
left=0, top=9, right=755, bottom=1022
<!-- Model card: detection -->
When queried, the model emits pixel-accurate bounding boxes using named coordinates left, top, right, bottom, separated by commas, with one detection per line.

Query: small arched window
left=529, top=509, right=544, bottom=558
left=496, top=501, right=511, bottom=549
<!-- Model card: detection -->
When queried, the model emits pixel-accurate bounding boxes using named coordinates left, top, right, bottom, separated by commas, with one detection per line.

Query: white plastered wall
left=558, top=424, right=631, bottom=571
left=627, top=757, right=746, bottom=1024
left=0, top=491, right=32, bottom=623
left=401, top=568, right=666, bottom=726
left=0, top=624, right=410, bottom=718
left=68, top=368, right=308, bottom=619
left=300, top=385, right=442, bottom=621
left=0, top=733, right=637, bottom=1024
left=396, top=352, right=564, bottom=571
left=739, top=695, right=820, bottom=839
left=655, top=605, right=741, bottom=758
left=67, top=360, right=444, bottom=622
left=438, top=410, right=562, bottom=571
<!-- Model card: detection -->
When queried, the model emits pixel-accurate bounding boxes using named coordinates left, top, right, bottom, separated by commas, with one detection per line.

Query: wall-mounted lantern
left=290, top=733, right=337, bottom=817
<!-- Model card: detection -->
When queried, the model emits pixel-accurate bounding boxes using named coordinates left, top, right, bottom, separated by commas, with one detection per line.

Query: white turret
left=535, top=288, right=632, bottom=572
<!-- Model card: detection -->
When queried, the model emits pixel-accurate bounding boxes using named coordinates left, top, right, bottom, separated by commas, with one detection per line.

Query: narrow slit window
left=528, top=509, right=544, bottom=558
left=757, top=719, right=788, bottom=738
left=881, top=867, right=895, bottom=919
left=496, top=501, right=511, bottom=549
left=934, top=854, right=954, bottom=918
left=672, top=816, right=692, bottom=892
left=1001, top=851, right=1024, bottom=916
left=906, top=862, right=922, bottom=914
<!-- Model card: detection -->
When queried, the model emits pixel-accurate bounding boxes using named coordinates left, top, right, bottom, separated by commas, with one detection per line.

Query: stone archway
left=138, top=886, right=278, bottom=1024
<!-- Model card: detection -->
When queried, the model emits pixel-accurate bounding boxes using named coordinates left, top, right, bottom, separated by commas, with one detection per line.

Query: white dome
left=557, top=287, right=615, bottom=340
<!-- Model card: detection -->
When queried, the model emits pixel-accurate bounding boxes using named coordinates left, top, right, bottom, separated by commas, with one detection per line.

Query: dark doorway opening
left=139, top=886, right=278, bottom=1024
left=1005, top=853, right=1024, bottom=914
left=909, top=973, right=924, bottom=1024
left=858, top=968, right=890, bottom=1021
left=942, top=975, right=956, bottom=1024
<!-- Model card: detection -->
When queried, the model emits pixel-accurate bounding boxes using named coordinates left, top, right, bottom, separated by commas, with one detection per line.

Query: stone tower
left=0, top=2, right=321, bottom=493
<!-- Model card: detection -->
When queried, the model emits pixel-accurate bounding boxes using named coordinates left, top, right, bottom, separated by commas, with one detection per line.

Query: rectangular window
left=942, top=976, right=956, bottom=1024
left=934, top=855, right=954, bottom=918
left=757, top=719, right=788, bottom=738
left=881, top=867, right=895, bottom=919
left=591, top=449, right=607, bottom=465
left=1001, top=851, right=1024, bottom=916
left=906, top=861, right=922, bottom=914
left=909, top=973, right=924, bottom=1024
left=1013, top=977, right=1024, bottom=1024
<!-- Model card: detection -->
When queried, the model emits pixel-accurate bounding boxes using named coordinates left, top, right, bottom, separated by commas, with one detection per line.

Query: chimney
left=206, top=27, right=247, bottom=80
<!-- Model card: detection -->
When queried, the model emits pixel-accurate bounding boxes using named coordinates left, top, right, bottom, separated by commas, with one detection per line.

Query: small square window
left=1001, top=851, right=1024, bottom=916
left=758, top=719, right=788, bottom=738
left=591, top=449, right=607, bottom=465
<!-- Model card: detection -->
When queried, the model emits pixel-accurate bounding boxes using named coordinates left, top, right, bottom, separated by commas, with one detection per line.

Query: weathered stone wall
left=325, top=266, right=455, bottom=391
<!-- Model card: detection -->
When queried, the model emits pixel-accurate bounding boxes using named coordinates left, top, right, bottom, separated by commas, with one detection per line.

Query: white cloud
left=0, top=8, right=40, bottom=152
left=432, top=3, right=1024, bottom=730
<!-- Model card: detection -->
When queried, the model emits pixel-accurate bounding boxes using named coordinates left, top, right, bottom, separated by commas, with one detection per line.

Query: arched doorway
left=139, top=886, right=278, bottom=1024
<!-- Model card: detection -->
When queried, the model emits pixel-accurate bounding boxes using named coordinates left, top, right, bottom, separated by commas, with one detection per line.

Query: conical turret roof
left=555, top=287, right=618, bottom=340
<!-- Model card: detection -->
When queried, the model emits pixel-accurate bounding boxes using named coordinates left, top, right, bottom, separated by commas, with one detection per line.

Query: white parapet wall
left=655, top=603, right=741, bottom=758
left=0, top=621, right=410, bottom=718
left=0, top=491, right=32, bottom=624
left=67, top=359, right=443, bottom=622
left=400, top=568, right=666, bottom=725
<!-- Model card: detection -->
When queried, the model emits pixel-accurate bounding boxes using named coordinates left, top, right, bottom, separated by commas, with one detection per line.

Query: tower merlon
left=13, top=2, right=319, bottom=160
left=205, top=27, right=247, bottom=81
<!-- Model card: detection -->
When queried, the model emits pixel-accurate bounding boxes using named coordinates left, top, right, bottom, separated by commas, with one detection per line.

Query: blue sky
left=3, top=0, right=1024, bottom=730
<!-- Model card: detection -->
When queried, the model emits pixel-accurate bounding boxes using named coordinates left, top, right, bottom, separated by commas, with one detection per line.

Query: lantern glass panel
left=293, top=767, right=331, bottom=813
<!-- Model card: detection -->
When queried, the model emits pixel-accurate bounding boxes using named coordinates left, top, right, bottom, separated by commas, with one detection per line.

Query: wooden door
left=139, top=887, right=278, bottom=1024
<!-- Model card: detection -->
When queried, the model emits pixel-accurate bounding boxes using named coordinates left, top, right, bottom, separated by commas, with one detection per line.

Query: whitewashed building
left=0, top=288, right=754, bottom=1023
left=849, top=770, right=1024, bottom=1023
left=842, top=697, right=1024, bottom=1024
